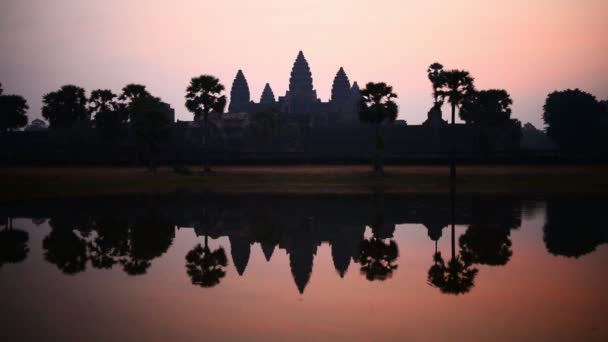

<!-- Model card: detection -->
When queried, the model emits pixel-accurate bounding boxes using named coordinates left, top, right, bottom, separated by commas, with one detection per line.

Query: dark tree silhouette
left=89, top=89, right=126, bottom=139
left=359, top=82, right=398, bottom=175
left=543, top=200, right=606, bottom=258
left=185, top=75, right=227, bottom=172
left=43, top=211, right=175, bottom=276
left=131, top=96, right=172, bottom=172
left=355, top=237, right=399, bottom=281
left=428, top=193, right=478, bottom=295
left=0, top=91, right=29, bottom=132
left=459, top=226, right=513, bottom=266
left=86, top=216, right=130, bottom=269
left=437, top=70, right=475, bottom=184
left=0, top=218, right=29, bottom=267
left=42, top=85, right=89, bottom=130
left=118, top=218, right=175, bottom=275
left=43, top=216, right=90, bottom=274
left=460, top=89, right=512, bottom=125
left=427, top=251, right=478, bottom=295
left=119, top=84, right=152, bottom=120
left=427, top=62, right=445, bottom=106
left=354, top=196, right=399, bottom=281
left=185, top=236, right=228, bottom=288
left=458, top=198, right=521, bottom=266
left=542, top=89, right=603, bottom=154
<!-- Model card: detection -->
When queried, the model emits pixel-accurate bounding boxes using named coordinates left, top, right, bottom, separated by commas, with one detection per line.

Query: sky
left=1, top=0, right=607, bottom=127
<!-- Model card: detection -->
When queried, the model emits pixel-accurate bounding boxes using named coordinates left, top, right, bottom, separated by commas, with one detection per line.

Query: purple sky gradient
left=1, top=0, right=607, bottom=127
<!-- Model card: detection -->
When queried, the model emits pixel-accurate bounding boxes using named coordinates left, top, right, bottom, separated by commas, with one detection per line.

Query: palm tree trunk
left=374, top=123, right=383, bottom=175
left=203, top=116, right=211, bottom=173
left=450, top=181, right=456, bottom=260
left=204, top=235, right=209, bottom=250
left=450, top=103, right=456, bottom=190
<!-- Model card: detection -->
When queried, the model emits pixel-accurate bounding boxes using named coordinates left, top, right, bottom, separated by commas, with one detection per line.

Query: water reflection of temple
left=2, top=195, right=607, bottom=294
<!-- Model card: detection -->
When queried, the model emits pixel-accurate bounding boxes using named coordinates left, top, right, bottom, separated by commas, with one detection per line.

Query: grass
left=1, top=164, right=607, bottom=202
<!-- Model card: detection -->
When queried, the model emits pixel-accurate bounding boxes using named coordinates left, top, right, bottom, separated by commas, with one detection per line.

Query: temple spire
left=228, top=69, right=250, bottom=113
left=260, top=83, right=276, bottom=104
left=331, top=67, right=351, bottom=104
left=288, top=51, right=316, bottom=114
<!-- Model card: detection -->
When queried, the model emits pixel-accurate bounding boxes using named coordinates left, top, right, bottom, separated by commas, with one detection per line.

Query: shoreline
left=1, top=165, right=607, bottom=202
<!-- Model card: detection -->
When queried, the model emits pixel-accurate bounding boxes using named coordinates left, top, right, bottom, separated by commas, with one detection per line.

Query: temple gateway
left=227, top=51, right=361, bottom=125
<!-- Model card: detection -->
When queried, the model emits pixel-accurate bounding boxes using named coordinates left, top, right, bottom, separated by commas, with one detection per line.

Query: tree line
left=1, top=65, right=607, bottom=171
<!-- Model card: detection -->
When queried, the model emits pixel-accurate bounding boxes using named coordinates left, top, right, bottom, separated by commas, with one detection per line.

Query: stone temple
left=227, top=51, right=360, bottom=125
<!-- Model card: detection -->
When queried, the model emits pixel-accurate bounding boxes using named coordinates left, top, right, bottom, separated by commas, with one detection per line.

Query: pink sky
left=1, top=0, right=607, bottom=126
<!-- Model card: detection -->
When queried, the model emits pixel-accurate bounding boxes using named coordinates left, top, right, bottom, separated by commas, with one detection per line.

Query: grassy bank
left=1, top=165, right=607, bottom=202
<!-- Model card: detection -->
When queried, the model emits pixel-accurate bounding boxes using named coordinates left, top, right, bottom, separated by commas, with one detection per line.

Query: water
left=1, top=195, right=607, bottom=341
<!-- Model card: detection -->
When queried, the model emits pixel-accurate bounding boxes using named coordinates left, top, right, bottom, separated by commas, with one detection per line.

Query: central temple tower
left=287, top=51, right=318, bottom=115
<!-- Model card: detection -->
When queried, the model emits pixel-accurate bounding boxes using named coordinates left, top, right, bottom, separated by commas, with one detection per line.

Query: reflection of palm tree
left=355, top=237, right=399, bottom=281
left=0, top=217, right=30, bottom=267
left=427, top=193, right=478, bottom=295
left=185, top=236, right=228, bottom=288
left=355, top=195, right=399, bottom=281
left=427, top=250, right=478, bottom=295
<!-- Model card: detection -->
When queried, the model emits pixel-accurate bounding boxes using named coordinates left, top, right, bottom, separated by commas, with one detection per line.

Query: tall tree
left=89, top=89, right=126, bottom=138
left=427, top=62, right=445, bottom=106
left=119, top=84, right=152, bottom=121
left=185, top=75, right=227, bottom=172
left=359, top=82, right=398, bottom=175
left=0, top=94, right=29, bottom=132
left=542, top=89, right=603, bottom=154
left=131, top=96, right=172, bottom=172
left=42, top=85, right=89, bottom=129
left=437, top=70, right=475, bottom=185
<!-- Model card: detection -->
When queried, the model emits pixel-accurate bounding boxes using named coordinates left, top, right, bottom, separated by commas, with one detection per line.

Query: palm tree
left=437, top=70, right=475, bottom=186
left=359, top=82, right=399, bottom=175
left=185, top=75, right=227, bottom=172
left=427, top=62, right=445, bottom=106
left=185, top=235, right=228, bottom=288
left=89, top=89, right=125, bottom=139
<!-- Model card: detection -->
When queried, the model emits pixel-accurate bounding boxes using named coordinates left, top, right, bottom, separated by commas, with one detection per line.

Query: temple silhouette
left=227, top=51, right=360, bottom=125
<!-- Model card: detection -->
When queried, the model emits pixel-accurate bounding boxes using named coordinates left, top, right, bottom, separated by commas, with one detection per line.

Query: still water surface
left=1, top=195, right=607, bottom=341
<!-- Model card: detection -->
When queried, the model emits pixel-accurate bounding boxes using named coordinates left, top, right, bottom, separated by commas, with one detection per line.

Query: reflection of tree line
left=0, top=196, right=606, bottom=295
left=41, top=212, right=175, bottom=275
